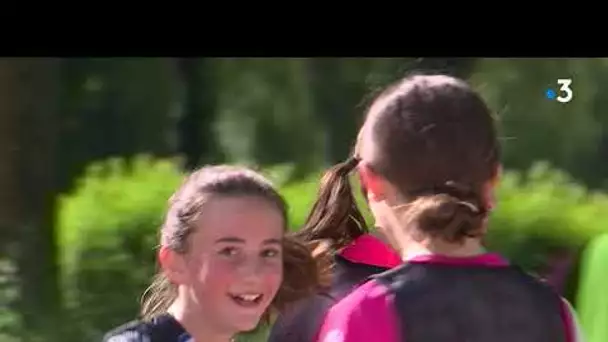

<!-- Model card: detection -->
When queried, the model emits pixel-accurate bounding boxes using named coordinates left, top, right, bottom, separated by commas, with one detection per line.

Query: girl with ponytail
left=313, top=74, right=584, bottom=342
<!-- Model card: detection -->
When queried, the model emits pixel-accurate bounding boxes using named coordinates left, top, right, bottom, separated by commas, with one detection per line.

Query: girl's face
left=171, top=196, right=285, bottom=335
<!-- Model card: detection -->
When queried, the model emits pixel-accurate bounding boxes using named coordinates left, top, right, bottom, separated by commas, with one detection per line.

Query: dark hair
left=141, top=165, right=319, bottom=321
left=298, top=74, right=500, bottom=270
left=292, top=156, right=368, bottom=284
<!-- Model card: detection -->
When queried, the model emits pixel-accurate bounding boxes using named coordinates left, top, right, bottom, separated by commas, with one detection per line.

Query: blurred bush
left=57, top=156, right=608, bottom=340
left=486, top=162, right=607, bottom=282
left=58, top=156, right=184, bottom=340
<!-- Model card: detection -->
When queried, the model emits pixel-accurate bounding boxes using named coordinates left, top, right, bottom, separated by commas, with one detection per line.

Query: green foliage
left=486, top=162, right=608, bottom=271
left=576, top=234, right=608, bottom=342
left=58, top=155, right=184, bottom=339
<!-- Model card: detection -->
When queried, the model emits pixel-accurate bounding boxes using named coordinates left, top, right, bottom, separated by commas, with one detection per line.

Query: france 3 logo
left=545, top=79, right=573, bottom=103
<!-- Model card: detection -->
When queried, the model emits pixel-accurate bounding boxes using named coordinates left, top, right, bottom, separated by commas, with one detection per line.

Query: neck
left=168, top=294, right=234, bottom=342
left=399, top=237, right=486, bottom=261
left=370, top=229, right=390, bottom=246
left=371, top=227, right=402, bottom=254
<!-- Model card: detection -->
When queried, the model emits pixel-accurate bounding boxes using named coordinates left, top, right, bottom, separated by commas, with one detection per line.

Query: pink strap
left=407, top=252, right=509, bottom=266
left=338, top=234, right=401, bottom=268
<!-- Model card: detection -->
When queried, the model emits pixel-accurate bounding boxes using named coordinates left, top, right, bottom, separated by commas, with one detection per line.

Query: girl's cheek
left=197, top=256, right=237, bottom=281
left=263, top=254, right=283, bottom=268
left=262, top=259, right=283, bottom=282
left=214, top=257, right=239, bottom=273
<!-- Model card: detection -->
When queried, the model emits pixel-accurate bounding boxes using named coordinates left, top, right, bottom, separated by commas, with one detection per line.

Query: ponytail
left=400, top=182, right=488, bottom=244
left=294, top=156, right=368, bottom=283
left=140, top=273, right=177, bottom=320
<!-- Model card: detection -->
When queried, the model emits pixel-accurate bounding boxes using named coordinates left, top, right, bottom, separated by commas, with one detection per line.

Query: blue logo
left=545, top=79, right=573, bottom=103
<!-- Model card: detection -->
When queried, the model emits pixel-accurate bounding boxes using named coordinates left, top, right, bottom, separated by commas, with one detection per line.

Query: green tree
left=470, top=58, right=608, bottom=188
left=57, top=58, right=181, bottom=193
left=176, top=58, right=223, bottom=169
left=216, top=58, right=323, bottom=175
left=0, top=58, right=62, bottom=341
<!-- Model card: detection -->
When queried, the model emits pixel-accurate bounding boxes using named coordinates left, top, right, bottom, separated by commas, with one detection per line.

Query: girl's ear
left=357, top=163, right=385, bottom=202
left=158, top=246, right=188, bottom=285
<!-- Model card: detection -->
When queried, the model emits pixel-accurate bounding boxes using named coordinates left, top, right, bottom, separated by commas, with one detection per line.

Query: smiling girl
left=103, top=165, right=319, bottom=342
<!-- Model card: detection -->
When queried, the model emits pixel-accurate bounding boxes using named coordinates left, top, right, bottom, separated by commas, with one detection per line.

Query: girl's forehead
left=201, top=195, right=279, bottom=214
left=190, top=196, right=285, bottom=241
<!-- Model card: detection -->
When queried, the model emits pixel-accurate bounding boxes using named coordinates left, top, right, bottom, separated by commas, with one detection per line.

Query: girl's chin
left=230, top=316, right=264, bottom=333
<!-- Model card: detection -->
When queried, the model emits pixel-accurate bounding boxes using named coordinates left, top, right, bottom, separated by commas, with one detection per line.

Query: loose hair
left=297, top=74, right=500, bottom=274
left=140, top=165, right=319, bottom=321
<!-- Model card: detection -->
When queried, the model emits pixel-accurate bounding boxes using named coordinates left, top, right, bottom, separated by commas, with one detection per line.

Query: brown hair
left=140, top=165, right=319, bottom=321
left=292, top=156, right=368, bottom=284
left=297, top=74, right=500, bottom=270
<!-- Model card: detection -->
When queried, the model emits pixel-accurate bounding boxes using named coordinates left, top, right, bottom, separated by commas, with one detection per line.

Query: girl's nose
left=237, top=256, right=264, bottom=279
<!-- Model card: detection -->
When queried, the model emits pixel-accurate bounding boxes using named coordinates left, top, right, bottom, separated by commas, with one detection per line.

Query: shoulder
left=102, top=314, right=185, bottom=342
left=102, top=320, right=152, bottom=342
left=509, top=265, right=569, bottom=302
left=328, top=279, right=393, bottom=317
left=316, top=280, right=398, bottom=342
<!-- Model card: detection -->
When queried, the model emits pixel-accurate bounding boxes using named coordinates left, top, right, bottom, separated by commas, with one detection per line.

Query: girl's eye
left=262, top=248, right=281, bottom=258
left=219, top=247, right=239, bottom=257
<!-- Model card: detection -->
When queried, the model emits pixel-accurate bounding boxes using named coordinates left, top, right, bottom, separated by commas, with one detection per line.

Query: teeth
left=236, top=294, right=261, bottom=301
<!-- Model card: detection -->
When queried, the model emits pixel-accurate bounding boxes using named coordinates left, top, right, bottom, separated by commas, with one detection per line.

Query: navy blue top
left=102, top=313, right=189, bottom=342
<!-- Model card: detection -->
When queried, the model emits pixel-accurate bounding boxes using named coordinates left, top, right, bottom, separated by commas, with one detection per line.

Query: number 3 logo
left=557, top=79, right=573, bottom=103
